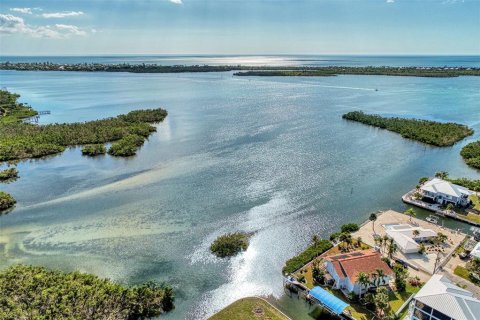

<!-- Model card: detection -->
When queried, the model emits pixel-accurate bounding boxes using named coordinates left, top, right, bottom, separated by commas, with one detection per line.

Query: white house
left=384, top=224, right=437, bottom=254
left=324, top=249, right=393, bottom=295
left=408, top=274, right=480, bottom=320
left=471, top=241, right=480, bottom=260
left=420, top=178, right=472, bottom=207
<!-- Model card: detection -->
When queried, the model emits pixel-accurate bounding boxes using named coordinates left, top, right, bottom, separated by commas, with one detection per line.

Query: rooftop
left=471, top=241, right=480, bottom=259
left=384, top=223, right=437, bottom=252
left=326, top=249, right=393, bottom=283
left=414, top=274, right=480, bottom=320
left=421, top=178, right=473, bottom=198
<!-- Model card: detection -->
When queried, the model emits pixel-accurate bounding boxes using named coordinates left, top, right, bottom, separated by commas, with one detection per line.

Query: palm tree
left=375, top=268, right=385, bottom=286
left=369, top=213, right=377, bottom=234
left=383, top=235, right=389, bottom=254
left=357, top=272, right=370, bottom=299
left=312, top=234, right=319, bottom=245
left=388, top=241, right=397, bottom=260
left=435, top=171, right=449, bottom=179
left=404, top=208, right=416, bottom=223
left=412, top=229, right=420, bottom=240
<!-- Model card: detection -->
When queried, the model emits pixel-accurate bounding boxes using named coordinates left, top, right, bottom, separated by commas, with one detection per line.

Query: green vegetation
left=341, top=223, right=359, bottom=233
left=234, top=66, right=480, bottom=78
left=282, top=239, right=332, bottom=274
left=4, top=63, right=480, bottom=77
left=460, top=140, right=480, bottom=169
left=470, top=194, right=480, bottom=211
left=81, top=144, right=106, bottom=156
left=342, top=111, right=473, bottom=147
left=210, top=232, right=251, bottom=258
left=208, top=297, right=289, bottom=320
left=0, top=167, right=18, bottom=182
left=0, top=264, right=174, bottom=319
left=454, top=265, right=471, bottom=280
left=108, top=134, right=146, bottom=157
left=0, top=191, right=16, bottom=212
left=0, top=90, right=167, bottom=162
left=445, top=177, right=480, bottom=192
left=0, top=90, right=37, bottom=124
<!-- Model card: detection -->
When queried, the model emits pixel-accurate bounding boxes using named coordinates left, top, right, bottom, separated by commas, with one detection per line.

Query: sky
left=0, top=0, right=479, bottom=56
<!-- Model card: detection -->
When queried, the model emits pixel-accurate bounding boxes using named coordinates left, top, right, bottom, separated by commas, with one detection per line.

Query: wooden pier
left=23, top=110, right=50, bottom=123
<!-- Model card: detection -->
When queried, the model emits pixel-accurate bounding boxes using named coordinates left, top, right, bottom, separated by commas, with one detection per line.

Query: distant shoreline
left=1, top=63, right=480, bottom=77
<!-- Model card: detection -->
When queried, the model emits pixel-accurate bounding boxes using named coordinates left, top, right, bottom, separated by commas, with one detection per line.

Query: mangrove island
left=342, top=111, right=473, bottom=147
left=0, top=264, right=174, bottom=319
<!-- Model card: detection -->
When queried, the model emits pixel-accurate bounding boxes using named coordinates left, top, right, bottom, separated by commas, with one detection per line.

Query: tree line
left=342, top=111, right=473, bottom=147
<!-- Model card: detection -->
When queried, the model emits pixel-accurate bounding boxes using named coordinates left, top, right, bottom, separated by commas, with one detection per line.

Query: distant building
left=408, top=274, right=480, bottom=320
left=420, top=178, right=472, bottom=207
left=324, top=249, right=393, bottom=295
left=384, top=223, right=437, bottom=254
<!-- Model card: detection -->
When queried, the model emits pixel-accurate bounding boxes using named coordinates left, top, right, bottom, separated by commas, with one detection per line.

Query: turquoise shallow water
left=1, top=61, right=480, bottom=319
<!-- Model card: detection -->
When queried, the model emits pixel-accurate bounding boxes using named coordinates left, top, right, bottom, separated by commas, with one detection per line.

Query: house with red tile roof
left=324, top=249, right=394, bottom=295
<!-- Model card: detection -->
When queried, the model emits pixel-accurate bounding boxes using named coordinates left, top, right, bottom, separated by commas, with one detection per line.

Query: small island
left=234, top=66, right=480, bottom=78
left=342, top=111, right=473, bottom=147
left=460, top=140, right=480, bottom=169
left=0, top=191, right=16, bottom=212
left=0, top=264, right=174, bottom=319
left=0, top=167, right=19, bottom=182
left=210, top=232, right=251, bottom=258
left=81, top=144, right=107, bottom=156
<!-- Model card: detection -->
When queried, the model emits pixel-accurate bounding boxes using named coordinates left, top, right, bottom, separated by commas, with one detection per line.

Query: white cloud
left=10, top=8, right=33, bottom=14
left=169, top=0, right=183, bottom=4
left=386, top=0, right=395, bottom=3
left=55, top=24, right=86, bottom=36
left=0, top=14, right=88, bottom=39
left=42, top=11, right=84, bottom=18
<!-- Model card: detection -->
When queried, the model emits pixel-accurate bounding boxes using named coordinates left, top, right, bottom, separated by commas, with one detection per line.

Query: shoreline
left=2, top=63, right=480, bottom=77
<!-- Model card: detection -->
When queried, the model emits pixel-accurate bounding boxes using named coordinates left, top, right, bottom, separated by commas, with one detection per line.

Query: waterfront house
left=384, top=224, right=437, bottom=254
left=471, top=241, right=480, bottom=259
left=408, top=274, right=480, bottom=320
left=420, top=178, right=472, bottom=207
left=324, top=249, right=393, bottom=295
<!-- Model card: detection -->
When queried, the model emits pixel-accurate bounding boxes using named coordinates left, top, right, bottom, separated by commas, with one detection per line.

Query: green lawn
left=454, top=266, right=471, bottom=280
left=465, top=212, right=480, bottom=224
left=209, top=297, right=289, bottom=320
left=470, top=195, right=480, bottom=210
left=388, top=283, right=421, bottom=314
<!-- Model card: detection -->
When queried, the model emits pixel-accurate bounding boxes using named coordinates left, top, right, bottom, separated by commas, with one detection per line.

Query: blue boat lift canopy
left=309, top=286, right=349, bottom=315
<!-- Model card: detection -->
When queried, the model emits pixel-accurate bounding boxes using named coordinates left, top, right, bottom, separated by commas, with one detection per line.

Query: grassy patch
left=209, top=297, right=289, bottom=320
left=342, top=111, right=473, bottom=147
left=454, top=265, right=471, bottom=280
left=465, top=212, right=480, bottom=224
left=470, top=195, right=480, bottom=210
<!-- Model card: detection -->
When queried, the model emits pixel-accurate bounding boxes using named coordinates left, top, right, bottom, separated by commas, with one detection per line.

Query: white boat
left=426, top=215, right=438, bottom=224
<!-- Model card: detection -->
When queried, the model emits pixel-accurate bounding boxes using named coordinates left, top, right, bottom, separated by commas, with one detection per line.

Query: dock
left=402, top=189, right=480, bottom=227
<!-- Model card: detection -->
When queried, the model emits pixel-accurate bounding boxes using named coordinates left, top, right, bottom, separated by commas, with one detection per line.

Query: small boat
left=375, top=88, right=378, bottom=91
left=426, top=215, right=438, bottom=224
